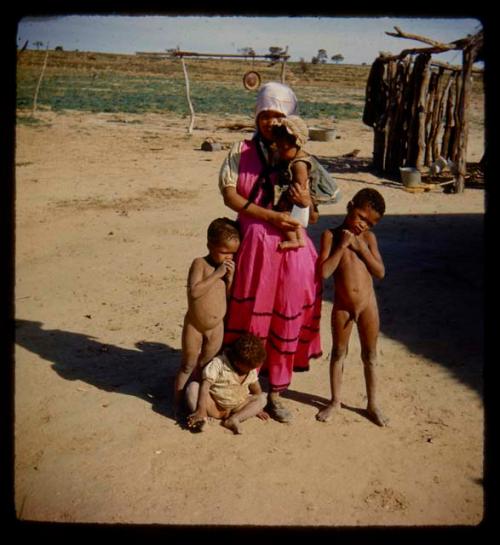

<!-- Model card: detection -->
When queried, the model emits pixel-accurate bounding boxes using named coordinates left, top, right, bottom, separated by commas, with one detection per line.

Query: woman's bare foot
left=367, top=406, right=388, bottom=427
left=316, top=402, right=341, bottom=422
left=223, top=416, right=243, bottom=434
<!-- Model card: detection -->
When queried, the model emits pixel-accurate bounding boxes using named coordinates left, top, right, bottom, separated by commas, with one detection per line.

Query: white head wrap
left=255, top=82, right=298, bottom=120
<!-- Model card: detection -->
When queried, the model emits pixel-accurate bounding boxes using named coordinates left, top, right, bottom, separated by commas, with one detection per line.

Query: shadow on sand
left=307, top=209, right=484, bottom=397
left=15, top=207, right=484, bottom=420
left=14, top=319, right=181, bottom=422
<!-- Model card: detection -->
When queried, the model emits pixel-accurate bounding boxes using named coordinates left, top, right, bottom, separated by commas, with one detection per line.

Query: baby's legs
left=357, top=296, right=387, bottom=427
left=279, top=227, right=306, bottom=250
left=316, top=308, right=354, bottom=422
left=223, top=393, right=267, bottom=434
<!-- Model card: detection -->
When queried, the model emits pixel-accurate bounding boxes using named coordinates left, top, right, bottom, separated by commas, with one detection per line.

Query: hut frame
left=363, top=27, right=483, bottom=192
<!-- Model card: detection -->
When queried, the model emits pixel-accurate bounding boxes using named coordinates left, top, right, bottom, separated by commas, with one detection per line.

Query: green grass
left=17, top=69, right=363, bottom=119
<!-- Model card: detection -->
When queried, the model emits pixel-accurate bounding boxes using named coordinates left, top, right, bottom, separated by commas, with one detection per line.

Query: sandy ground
left=13, top=108, right=485, bottom=529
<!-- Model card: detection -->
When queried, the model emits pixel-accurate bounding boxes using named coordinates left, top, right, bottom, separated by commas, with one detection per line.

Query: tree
left=268, top=46, right=284, bottom=60
left=34, top=41, right=43, bottom=50
left=238, top=47, right=256, bottom=57
left=317, top=49, right=328, bottom=64
left=331, top=54, right=344, bottom=64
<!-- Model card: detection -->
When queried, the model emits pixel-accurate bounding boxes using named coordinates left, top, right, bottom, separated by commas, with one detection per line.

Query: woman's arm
left=222, top=186, right=301, bottom=231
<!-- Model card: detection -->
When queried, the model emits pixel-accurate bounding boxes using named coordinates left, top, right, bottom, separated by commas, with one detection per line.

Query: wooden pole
left=180, top=57, right=195, bottom=135
left=32, top=45, right=49, bottom=117
left=454, top=47, right=474, bottom=193
left=440, top=73, right=457, bottom=159
left=280, top=46, right=288, bottom=83
left=423, top=69, right=439, bottom=166
left=415, top=55, right=432, bottom=170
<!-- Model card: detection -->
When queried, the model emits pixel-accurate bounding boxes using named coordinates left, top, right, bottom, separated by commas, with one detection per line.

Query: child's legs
left=198, top=322, right=224, bottom=366
left=229, top=393, right=267, bottom=422
left=175, top=318, right=203, bottom=401
left=316, top=307, right=354, bottom=421
left=185, top=380, right=200, bottom=413
left=357, top=294, right=380, bottom=409
left=223, top=394, right=267, bottom=434
left=330, top=307, right=355, bottom=405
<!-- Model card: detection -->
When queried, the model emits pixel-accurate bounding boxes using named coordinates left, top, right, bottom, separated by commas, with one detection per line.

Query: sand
left=13, top=108, right=485, bottom=527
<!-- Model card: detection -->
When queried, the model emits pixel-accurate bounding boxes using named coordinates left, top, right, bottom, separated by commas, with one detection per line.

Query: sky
left=16, top=15, right=483, bottom=66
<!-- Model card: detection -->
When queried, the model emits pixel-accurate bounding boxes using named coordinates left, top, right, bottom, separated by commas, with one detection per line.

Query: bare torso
left=331, top=228, right=375, bottom=316
left=185, top=257, right=227, bottom=332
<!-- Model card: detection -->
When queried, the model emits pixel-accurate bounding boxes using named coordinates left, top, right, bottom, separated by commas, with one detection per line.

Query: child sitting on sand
left=186, top=332, right=268, bottom=434
left=316, top=188, right=388, bottom=427
left=173, top=217, right=241, bottom=418
left=271, top=115, right=319, bottom=250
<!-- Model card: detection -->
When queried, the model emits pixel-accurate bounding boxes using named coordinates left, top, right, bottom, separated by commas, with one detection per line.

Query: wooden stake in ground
left=180, top=57, right=195, bottom=135
left=32, top=45, right=49, bottom=117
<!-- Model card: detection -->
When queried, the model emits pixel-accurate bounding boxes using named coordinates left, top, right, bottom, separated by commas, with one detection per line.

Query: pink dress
left=223, top=139, right=322, bottom=392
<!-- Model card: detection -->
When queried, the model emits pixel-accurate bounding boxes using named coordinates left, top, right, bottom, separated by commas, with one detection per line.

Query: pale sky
left=16, top=15, right=483, bottom=65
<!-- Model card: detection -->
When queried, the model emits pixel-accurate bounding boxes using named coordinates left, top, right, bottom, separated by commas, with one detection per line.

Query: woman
left=219, top=82, right=322, bottom=423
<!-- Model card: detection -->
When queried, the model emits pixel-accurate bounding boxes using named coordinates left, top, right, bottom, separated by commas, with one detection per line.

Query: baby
left=173, top=217, right=241, bottom=417
left=272, top=115, right=318, bottom=250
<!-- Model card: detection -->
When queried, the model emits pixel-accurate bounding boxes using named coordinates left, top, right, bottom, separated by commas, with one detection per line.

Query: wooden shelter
left=363, top=27, right=483, bottom=192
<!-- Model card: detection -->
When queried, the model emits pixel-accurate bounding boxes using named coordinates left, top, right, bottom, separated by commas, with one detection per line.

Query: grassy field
left=16, top=50, right=484, bottom=125
left=16, top=50, right=374, bottom=119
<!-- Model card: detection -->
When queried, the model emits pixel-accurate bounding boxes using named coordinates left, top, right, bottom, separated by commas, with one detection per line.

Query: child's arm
left=348, top=231, right=385, bottom=279
left=188, top=258, right=227, bottom=300
left=248, top=381, right=269, bottom=421
left=309, top=203, right=319, bottom=224
left=318, top=228, right=351, bottom=279
left=249, top=381, right=263, bottom=396
left=288, top=160, right=312, bottom=209
left=223, top=260, right=236, bottom=296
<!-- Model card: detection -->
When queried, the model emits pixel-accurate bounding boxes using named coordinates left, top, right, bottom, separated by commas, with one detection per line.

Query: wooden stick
left=180, top=57, right=195, bottom=135
left=32, top=45, right=49, bottom=116
left=385, top=26, right=446, bottom=47
left=280, top=46, right=288, bottom=83
left=416, top=56, right=432, bottom=169
left=454, top=47, right=475, bottom=193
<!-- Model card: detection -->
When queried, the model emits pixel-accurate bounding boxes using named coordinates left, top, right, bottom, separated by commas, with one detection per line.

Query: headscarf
left=255, top=82, right=298, bottom=120
left=252, top=83, right=298, bottom=208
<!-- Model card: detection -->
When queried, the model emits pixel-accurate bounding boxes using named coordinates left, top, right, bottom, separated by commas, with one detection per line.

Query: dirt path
left=14, top=109, right=484, bottom=526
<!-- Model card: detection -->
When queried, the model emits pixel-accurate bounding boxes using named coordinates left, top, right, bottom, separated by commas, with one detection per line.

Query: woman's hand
left=288, top=182, right=312, bottom=208
left=268, top=210, right=301, bottom=232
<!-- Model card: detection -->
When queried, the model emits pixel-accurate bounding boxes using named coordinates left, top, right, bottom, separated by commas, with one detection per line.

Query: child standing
left=186, top=333, right=268, bottom=434
left=316, top=188, right=388, bottom=427
left=271, top=115, right=319, bottom=250
left=173, top=217, right=241, bottom=417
